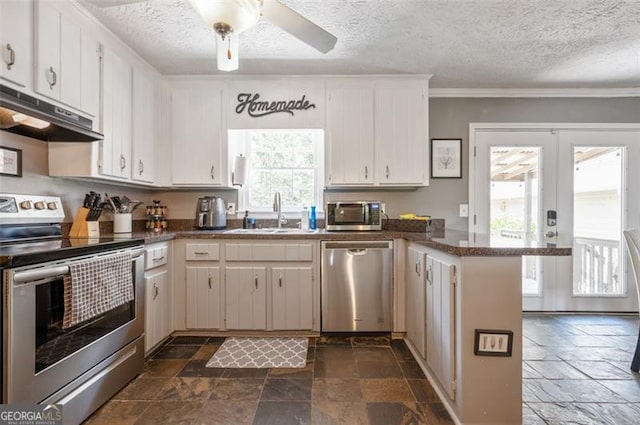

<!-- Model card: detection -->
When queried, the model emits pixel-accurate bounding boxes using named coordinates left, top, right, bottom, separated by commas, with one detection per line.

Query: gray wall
left=2, top=97, right=639, bottom=228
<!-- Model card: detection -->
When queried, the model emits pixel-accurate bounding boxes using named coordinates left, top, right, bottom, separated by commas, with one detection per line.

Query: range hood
left=0, top=84, right=103, bottom=142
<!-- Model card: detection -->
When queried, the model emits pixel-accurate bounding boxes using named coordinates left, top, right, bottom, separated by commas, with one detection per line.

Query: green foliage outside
left=248, top=131, right=316, bottom=209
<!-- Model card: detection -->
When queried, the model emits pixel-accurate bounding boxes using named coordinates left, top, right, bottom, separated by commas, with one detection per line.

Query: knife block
left=69, top=207, right=100, bottom=238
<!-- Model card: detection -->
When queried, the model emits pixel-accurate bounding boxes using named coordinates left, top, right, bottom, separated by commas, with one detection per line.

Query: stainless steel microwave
left=326, top=201, right=382, bottom=231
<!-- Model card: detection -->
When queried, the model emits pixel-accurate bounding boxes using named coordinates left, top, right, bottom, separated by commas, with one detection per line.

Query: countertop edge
left=136, top=230, right=571, bottom=257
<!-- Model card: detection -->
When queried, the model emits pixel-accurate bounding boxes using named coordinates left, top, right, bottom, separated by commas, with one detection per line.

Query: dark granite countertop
left=134, top=228, right=571, bottom=257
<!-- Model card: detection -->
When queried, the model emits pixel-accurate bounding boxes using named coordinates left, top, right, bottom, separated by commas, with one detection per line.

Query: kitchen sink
left=222, top=228, right=319, bottom=234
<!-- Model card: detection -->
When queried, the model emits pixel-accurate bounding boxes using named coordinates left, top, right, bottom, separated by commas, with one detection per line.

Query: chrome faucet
left=273, top=191, right=286, bottom=228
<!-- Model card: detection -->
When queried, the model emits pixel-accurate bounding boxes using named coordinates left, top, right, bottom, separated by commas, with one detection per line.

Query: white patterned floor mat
left=206, top=337, right=308, bottom=368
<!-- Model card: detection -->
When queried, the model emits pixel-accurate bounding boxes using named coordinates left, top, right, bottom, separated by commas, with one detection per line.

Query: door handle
left=545, top=231, right=558, bottom=238
left=208, top=272, right=212, bottom=289
left=153, top=283, right=158, bottom=300
left=138, top=160, right=144, bottom=175
left=210, top=165, right=215, bottom=180
left=6, top=43, right=15, bottom=70
left=254, top=274, right=258, bottom=289
left=48, top=66, right=57, bottom=89
left=120, top=154, right=126, bottom=171
left=364, top=165, right=368, bottom=180
left=279, top=274, right=282, bottom=288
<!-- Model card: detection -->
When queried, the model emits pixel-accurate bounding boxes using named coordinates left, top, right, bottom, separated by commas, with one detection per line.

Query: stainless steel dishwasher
left=321, top=240, right=393, bottom=332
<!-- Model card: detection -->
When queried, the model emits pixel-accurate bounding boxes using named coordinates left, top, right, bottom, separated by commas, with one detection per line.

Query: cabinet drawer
left=145, top=245, right=168, bottom=270
left=225, top=243, right=313, bottom=262
left=186, top=243, right=220, bottom=261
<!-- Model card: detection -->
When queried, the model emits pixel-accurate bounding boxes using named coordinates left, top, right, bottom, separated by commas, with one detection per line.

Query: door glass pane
left=489, top=147, right=542, bottom=295
left=573, top=147, right=624, bottom=296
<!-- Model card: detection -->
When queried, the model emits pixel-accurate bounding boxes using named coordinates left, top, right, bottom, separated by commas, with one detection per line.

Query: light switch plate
left=459, top=204, right=469, bottom=217
left=227, top=202, right=236, bottom=215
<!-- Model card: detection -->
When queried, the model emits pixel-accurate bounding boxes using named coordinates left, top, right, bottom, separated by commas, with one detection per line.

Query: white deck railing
left=573, top=237, right=621, bottom=295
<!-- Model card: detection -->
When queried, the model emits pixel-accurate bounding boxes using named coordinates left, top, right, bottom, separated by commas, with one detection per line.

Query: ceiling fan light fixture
left=189, top=0, right=260, bottom=35
left=216, top=32, right=239, bottom=72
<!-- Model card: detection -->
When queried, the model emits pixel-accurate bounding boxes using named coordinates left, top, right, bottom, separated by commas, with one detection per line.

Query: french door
left=471, top=125, right=640, bottom=312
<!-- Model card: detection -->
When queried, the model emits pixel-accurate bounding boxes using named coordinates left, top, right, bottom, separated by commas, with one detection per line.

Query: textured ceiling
left=79, top=0, right=640, bottom=88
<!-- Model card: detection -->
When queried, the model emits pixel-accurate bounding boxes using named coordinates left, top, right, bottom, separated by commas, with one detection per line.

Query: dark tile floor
left=84, top=315, right=640, bottom=424
left=523, top=314, right=640, bottom=425
left=84, top=335, right=454, bottom=425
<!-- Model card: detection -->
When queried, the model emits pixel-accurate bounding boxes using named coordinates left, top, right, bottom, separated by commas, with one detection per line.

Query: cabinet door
left=405, top=246, right=426, bottom=358
left=59, top=13, right=81, bottom=108
left=426, top=256, right=456, bottom=400
left=171, top=84, right=225, bottom=185
left=185, top=267, right=221, bottom=329
left=35, top=0, right=61, bottom=100
left=225, top=267, right=266, bottom=330
left=145, top=268, right=168, bottom=352
left=271, top=267, right=313, bottom=330
left=375, top=87, right=428, bottom=185
left=80, top=31, right=101, bottom=119
left=325, top=87, right=374, bottom=185
left=0, top=0, right=31, bottom=87
left=132, top=67, right=157, bottom=183
left=101, top=47, right=132, bottom=178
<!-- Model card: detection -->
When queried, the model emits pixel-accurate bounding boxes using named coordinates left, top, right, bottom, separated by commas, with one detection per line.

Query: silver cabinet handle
left=208, top=272, right=212, bottom=289
left=254, top=274, right=258, bottom=289
left=364, top=165, right=368, bottom=180
left=6, top=43, right=15, bottom=70
left=279, top=274, right=283, bottom=288
left=194, top=251, right=208, bottom=255
left=427, top=265, right=432, bottom=285
left=138, top=160, right=144, bottom=175
left=120, top=154, right=126, bottom=171
left=210, top=165, right=215, bottom=180
left=415, top=260, right=420, bottom=276
left=48, top=66, right=57, bottom=89
left=153, top=282, right=158, bottom=300
left=152, top=256, right=165, bottom=262
left=386, top=165, right=390, bottom=179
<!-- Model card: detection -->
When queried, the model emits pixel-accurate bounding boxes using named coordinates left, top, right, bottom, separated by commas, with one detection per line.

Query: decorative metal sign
left=235, top=93, right=316, bottom=118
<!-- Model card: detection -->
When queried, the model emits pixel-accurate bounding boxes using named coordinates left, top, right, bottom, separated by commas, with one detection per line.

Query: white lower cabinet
left=186, top=267, right=221, bottom=329
left=271, top=267, right=313, bottom=330
left=225, top=266, right=267, bottom=330
left=405, top=245, right=426, bottom=359
left=144, top=242, right=173, bottom=354
left=426, top=254, right=456, bottom=400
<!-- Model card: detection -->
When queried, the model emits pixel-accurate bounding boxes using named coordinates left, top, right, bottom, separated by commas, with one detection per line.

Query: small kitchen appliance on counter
left=195, top=196, right=227, bottom=230
left=326, top=201, right=382, bottom=231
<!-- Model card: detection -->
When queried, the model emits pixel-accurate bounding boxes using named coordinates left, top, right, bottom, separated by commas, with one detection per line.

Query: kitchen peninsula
left=138, top=226, right=570, bottom=425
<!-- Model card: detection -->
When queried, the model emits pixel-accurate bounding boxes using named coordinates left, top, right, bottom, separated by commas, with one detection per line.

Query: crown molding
left=429, top=88, right=640, bottom=98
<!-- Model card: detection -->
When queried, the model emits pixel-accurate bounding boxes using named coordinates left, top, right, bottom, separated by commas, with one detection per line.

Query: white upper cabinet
left=101, top=47, right=132, bottom=179
left=325, top=85, right=375, bottom=185
left=375, top=84, right=429, bottom=186
left=170, top=81, right=227, bottom=186
left=228, top=78, right=325, bottom=129
left=34, top=0, right=100, bottom=116
left=325, top=78, right=430, bottom=188
left=0, top=0, right=32, bottom=88
left=132, top=67, right=157, bottom=183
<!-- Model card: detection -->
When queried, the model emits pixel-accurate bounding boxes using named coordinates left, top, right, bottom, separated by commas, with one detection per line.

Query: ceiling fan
left=86, top=0, right=338, bottom=71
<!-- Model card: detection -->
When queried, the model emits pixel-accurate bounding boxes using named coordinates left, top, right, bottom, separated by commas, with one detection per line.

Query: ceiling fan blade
left=84, top=0, right=149, bottom=7
left=260, top=0, right=337, bottom=54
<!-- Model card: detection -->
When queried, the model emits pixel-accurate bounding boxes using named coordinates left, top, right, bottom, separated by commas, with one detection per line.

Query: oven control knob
left=34, top=201, right=46, bottom=210
left=47, top=202, right=58, bottom=210
left=19, top=200, right=32, bottom=210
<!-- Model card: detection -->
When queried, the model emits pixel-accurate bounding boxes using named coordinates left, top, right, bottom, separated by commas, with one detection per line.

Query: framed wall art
left=431, top=139, right=462, bottom=178
left=0, top=146, right=22, bottom=177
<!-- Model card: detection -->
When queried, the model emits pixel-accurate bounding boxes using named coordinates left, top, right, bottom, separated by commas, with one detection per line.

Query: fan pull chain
left=227, top=36, right=232, bottom=60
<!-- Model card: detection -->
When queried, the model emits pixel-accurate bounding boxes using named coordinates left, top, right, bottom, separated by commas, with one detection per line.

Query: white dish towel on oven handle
left=63, top=252, right=133, bottom=329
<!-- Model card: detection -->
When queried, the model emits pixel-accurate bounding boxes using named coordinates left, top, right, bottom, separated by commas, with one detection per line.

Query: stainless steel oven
left=0, top=195, right=145, bottom=425
left=326, top=201, right=382, bottom=231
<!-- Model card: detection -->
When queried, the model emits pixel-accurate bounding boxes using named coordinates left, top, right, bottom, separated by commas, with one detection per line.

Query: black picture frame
left=474, top=329, right=513, bottom=357
left=431, top=138, right=462, bottom=179
left=0, top=146, right=23, bottom=177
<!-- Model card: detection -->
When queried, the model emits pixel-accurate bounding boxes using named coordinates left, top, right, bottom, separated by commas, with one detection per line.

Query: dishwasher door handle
left=324, top=242, right=391, bottom=250
left=347, top=248, right=367, bottom=255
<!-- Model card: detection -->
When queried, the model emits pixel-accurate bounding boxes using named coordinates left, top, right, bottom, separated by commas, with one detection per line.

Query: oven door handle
left=13, top=265, right=69, bottom=284
left=12, top=247, right=144, bottom=284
